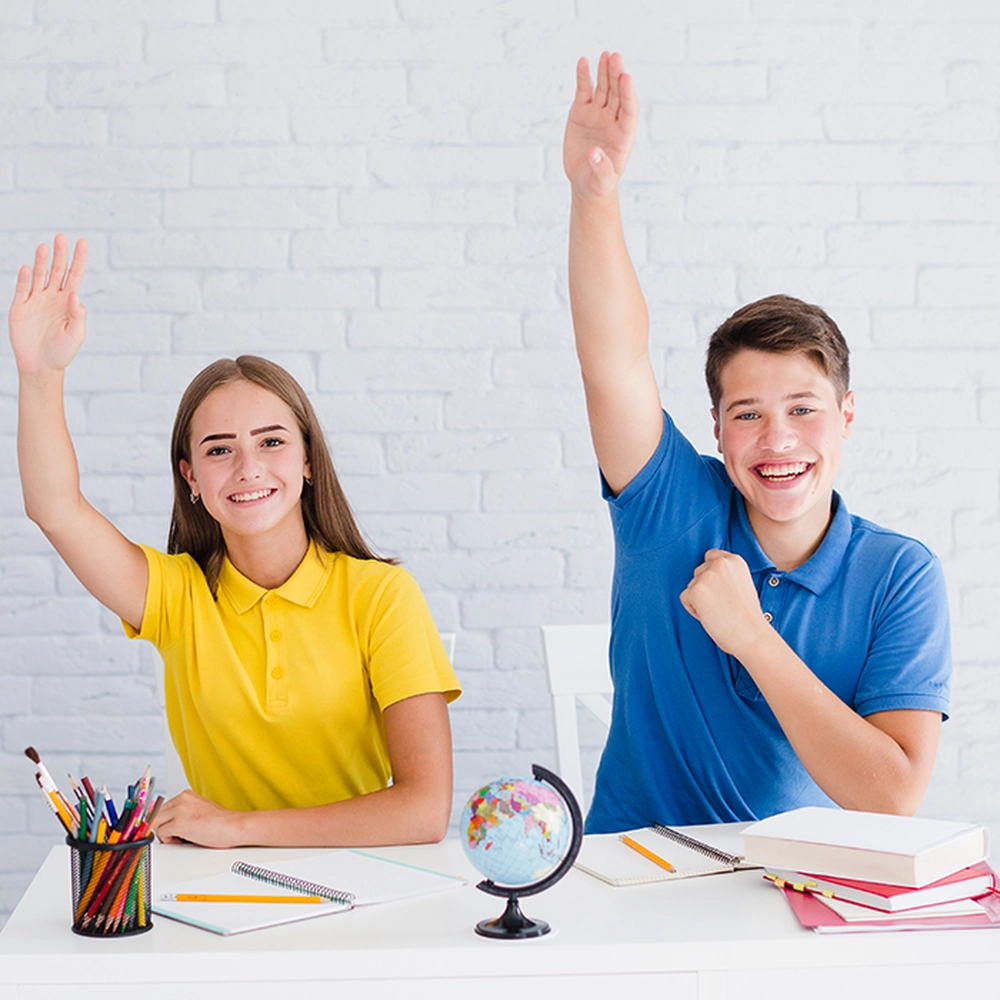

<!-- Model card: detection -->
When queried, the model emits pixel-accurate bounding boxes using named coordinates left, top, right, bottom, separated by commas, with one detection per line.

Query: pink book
left=768, top=861, right=996, bottom=913
left=780, top=885, right=1000, bottom=934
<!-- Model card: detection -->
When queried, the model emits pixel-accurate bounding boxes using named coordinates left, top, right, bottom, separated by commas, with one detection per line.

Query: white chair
left=157, top=632, right=457, bottom=797
left=542, top=623, right=612, bottom=811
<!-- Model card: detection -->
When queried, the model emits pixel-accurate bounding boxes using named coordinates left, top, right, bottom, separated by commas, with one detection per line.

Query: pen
left=134, top=795, right=164, bottom=840
left=763, top=873, right=834, bottom=898
left=620, top=834, right=676, bottom=873
left=160, top=893, right=327, bottom=904
left=103, top=787, right=118, bottom=827
left=98, top=785, right=113, bottom=825
left=135, top=766, right=151, bottom=811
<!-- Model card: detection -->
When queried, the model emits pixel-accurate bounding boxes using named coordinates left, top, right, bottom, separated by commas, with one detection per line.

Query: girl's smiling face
left=179, top=380, right=312, bottom=551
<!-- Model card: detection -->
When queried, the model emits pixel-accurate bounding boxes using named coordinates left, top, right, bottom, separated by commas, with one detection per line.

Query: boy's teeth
left=758, top=463, right=808, bottom=480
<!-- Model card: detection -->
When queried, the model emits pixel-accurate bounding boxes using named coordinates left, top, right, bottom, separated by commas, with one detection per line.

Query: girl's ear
left=303, top=451, right=312, bottom=482
left=179, top=458, right=198, bottom=494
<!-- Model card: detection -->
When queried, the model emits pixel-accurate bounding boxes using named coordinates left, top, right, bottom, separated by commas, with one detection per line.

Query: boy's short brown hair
left=705, top=294, right=850, bottom=411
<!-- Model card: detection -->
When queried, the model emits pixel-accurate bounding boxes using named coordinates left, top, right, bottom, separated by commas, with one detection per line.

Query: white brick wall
left=1, top=2, right=998, bottom=926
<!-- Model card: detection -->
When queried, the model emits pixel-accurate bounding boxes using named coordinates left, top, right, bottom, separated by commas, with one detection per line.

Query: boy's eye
left=734, top=412, right=758, bottom=421
left=791, top=406, right=813, bottom=416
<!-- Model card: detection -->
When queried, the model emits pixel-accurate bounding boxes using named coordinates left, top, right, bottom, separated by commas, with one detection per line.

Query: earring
left=304, top=476, right=313, bottom=487
left=190, top=492, right=200, bottom=505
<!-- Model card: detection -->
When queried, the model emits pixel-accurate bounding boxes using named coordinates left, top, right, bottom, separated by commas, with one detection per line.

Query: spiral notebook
left=575, top=824, right=759, bottom=887
left=153, top=849, right=467, bottom=935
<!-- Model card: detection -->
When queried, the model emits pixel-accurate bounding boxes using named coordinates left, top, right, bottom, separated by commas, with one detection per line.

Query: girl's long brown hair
left=167, top=356, right=391, bottom=592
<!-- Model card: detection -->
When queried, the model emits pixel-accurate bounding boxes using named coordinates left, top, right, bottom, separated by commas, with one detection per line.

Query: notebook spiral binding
left=649, top=823, right=744, bottom=866
left=231, top=861, right=356, bottom=905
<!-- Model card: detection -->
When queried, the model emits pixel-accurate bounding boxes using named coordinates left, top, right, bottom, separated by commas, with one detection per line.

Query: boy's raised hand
left=9, top=234, right=89, bottom=376
left=563, top=51, right=639, bottom=200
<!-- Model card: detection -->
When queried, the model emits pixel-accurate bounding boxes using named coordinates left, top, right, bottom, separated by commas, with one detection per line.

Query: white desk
left=1, top=829, right=998, bottom=1000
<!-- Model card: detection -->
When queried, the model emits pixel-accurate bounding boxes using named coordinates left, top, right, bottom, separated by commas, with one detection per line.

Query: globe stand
left=472, top=764, right=583, bottom=940
left=474, top=896, right=549, bottom=940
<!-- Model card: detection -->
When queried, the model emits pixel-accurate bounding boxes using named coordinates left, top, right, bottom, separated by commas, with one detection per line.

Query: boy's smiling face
left=713, top=348, right=855, bottom=561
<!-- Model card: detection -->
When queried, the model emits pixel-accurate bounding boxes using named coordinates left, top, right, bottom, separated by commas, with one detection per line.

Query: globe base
left=474, top=895, right=550, bottom=939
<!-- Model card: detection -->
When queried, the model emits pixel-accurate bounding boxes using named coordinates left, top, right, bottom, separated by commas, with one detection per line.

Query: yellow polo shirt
left=125, top=543, right=460, bottom=812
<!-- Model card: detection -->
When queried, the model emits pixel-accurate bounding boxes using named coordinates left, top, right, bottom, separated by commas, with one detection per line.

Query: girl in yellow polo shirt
left=10, top=234, right=461, bottom=849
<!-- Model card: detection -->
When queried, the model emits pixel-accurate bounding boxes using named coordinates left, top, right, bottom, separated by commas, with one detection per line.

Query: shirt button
left=265, top=593, right=278, bottom=606
left=768, top=576, right=780, bottom=587
left=763, top=612, right=773, bottom=623
left=269, top=629, right=282, bottom=642
left=271, top=667, right=284, bottom=680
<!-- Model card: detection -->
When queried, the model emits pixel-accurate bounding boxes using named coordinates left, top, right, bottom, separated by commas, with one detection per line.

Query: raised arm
left=10, top=235, right=148, bottom=629
left=565, top=52, right=662, bottom=494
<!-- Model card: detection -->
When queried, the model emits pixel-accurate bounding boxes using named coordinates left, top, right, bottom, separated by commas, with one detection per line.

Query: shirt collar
left=219, top=541, right=332, bottom=613
left=730, top=491, right=852, bottom=596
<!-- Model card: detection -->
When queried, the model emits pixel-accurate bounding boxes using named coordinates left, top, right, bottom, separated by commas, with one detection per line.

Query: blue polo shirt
left=586, top=412, right=951, bottom=833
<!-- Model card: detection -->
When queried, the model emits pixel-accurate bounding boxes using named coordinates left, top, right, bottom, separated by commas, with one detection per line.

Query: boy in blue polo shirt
left=564, top=53, right=951, bottom=830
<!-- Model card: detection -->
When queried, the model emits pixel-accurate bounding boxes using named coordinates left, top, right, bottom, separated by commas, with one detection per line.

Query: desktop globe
left=462, top=774, right=570, bottom=885
left=460, top=764, right=582, bottom=939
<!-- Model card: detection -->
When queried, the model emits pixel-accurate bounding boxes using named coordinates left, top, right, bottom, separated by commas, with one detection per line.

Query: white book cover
left=743, top=807, right=989, bottom=886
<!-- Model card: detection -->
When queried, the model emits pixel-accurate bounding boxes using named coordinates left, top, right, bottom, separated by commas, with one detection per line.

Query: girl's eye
left=262, top=437, right=284, bottom=448
left=206, top=445, right=230, bottom=456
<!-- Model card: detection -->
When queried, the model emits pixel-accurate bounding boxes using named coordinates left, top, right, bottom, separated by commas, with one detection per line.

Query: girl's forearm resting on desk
left=152, top=692, right=454, bottom=848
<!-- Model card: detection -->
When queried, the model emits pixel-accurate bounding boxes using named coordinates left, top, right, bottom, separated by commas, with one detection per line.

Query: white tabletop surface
left=2, top=825, right=998, bottom=1000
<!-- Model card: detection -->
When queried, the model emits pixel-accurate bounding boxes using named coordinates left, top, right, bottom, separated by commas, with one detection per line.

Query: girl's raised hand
left=563, top=52, right=639, bottom=200
left=8, top=234, right=89, bottom=376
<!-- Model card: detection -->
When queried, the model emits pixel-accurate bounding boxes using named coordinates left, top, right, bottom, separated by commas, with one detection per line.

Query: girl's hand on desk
left=153, top=789, right=245, bottom=849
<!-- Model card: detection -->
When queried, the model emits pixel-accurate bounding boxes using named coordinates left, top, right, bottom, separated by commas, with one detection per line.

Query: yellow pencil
left=47, top=791, right=76, bottom=836
left=619, top=834, right=676, bottom=873
left=162, top=893, right=327, bottom=904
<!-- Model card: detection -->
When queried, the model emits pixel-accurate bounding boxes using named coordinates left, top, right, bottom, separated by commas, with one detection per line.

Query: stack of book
left=742, top=807, right=999, bottom=933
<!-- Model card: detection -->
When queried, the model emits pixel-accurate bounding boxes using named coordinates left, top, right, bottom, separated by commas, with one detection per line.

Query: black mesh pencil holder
left=68, top=834, right=154, bottom=937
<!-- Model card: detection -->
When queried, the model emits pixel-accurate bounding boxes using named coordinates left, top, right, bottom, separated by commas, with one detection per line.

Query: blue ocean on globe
left=460, top=776, right=573, bottom=887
